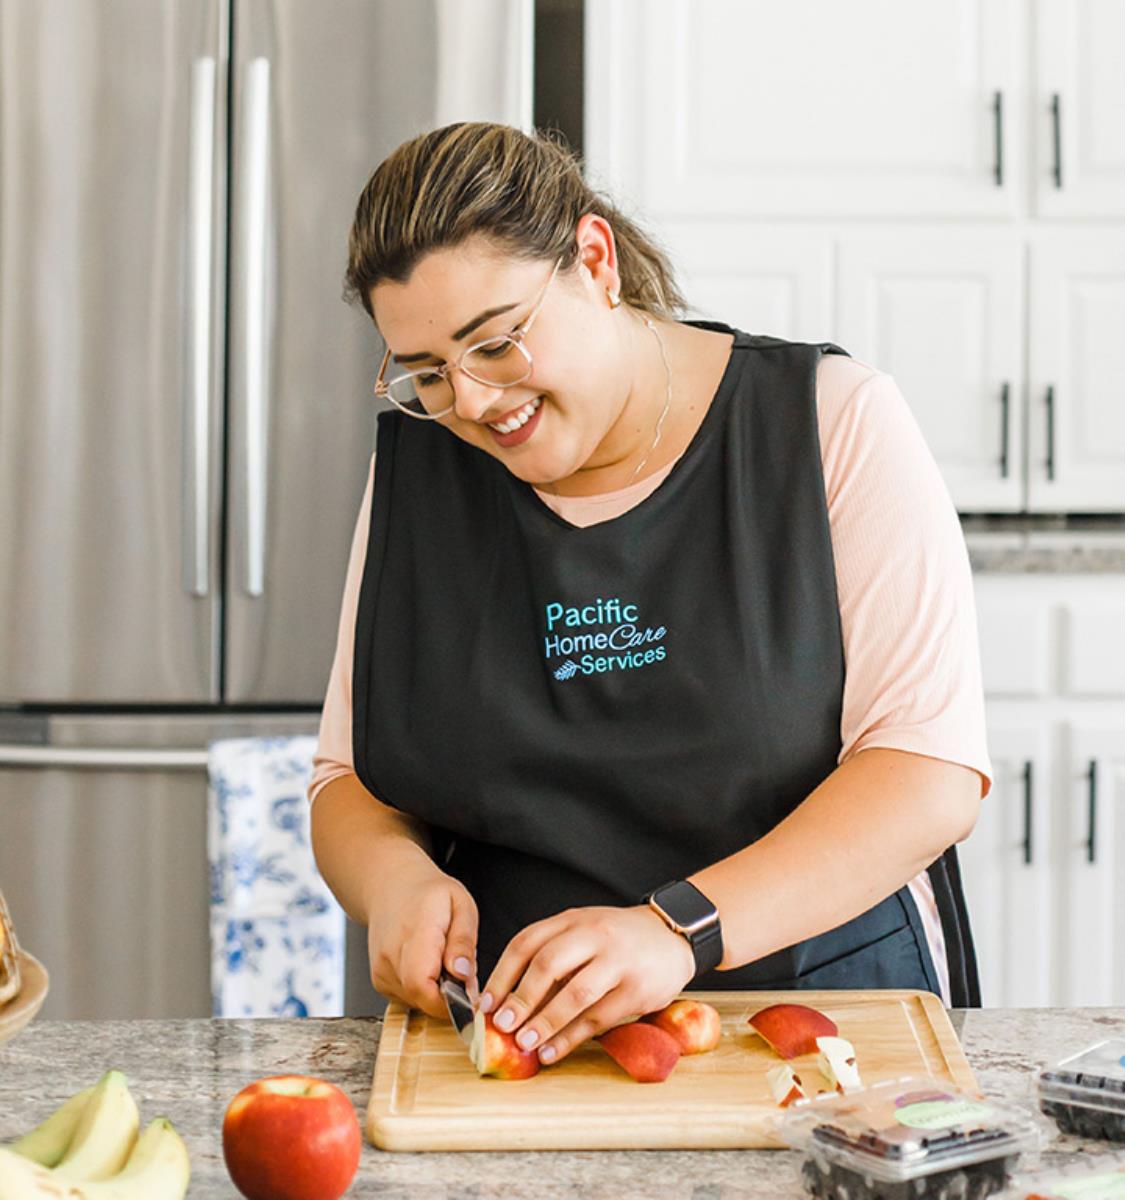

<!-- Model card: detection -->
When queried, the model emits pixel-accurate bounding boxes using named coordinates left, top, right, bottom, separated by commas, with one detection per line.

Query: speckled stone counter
left=2, top=1008, right=1123, bottom=1198
left=963, top=527, right=1125, bottom=572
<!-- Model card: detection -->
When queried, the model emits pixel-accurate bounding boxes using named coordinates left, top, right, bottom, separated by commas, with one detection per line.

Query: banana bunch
left=0, top=1069, right=190, bottom=1199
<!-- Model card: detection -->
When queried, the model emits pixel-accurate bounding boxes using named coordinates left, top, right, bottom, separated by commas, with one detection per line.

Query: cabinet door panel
left=958, top=717, right=1054, bottom=1007
left=975, top=580, right=1052, bottom=697
left=585, top=0, right=1023, bottom=218
left=658, top=223, right=832, bottom=343
left=1036, top=0, right=1125, bottom=217
left=1064, top=602, right=1125, bottom=696
left=1028, top=234, right=1125, bottom=512
left=837, top=233, right=1024, bottom=512
left=1063, top=726, right=1125, bottom=1006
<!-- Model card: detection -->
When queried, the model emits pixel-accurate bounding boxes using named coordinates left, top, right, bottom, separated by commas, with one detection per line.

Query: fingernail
left=516, top=1028, right=538, bottom=1050
left=453, top=956, right=472, bottom=978
left=494, top=1008, right=515, bottom=1031
left=479, top=992, right=494, bottom=1014
left=539, top=1044, right=557, bottom=1063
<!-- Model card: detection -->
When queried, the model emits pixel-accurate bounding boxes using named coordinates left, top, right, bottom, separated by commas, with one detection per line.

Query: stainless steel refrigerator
left=0, top=0, right=533, bottom=1019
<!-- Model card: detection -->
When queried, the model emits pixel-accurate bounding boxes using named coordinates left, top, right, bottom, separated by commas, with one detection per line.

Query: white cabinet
left=587, top=0, right=1023, bottom=218
left=1028, top=233, right=1125, bottom=512
left=1035, top=0, right=1125, bottom=218
left=957, top=715, right=1053, bottom=1009
left=656, top=223, right=833, bottom=343
left=836, top=233, right=1024, bottom=512
left=586, top=1, right=1125, bottom=513
left=1061, top=724, right=1125, bottom=1006
left=832, top=229, right=1125, bottom=512
left=966, top=572, right=1125, bottom=1006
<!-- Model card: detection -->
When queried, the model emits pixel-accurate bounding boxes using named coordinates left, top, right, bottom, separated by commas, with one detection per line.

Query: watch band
left=646, top=879, right=724, bottom=978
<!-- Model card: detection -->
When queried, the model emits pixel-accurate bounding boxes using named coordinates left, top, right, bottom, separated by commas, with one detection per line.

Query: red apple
left=469, top=1011, right=540, bottom=1080
left=643, top=999, right=722, bottom=1055
left=222, top=1075, right=361, bottom=1200
left=746, top=1003, right=838, bottom=1059
left=597, top=1022, right=681, bottom=1082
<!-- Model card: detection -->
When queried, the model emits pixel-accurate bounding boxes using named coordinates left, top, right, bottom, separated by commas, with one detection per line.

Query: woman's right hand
left=365, top=859, right=479, bottom=1020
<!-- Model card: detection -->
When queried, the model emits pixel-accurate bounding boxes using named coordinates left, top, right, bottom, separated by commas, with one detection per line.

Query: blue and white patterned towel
left=207, top=736, right=346, bottom=1018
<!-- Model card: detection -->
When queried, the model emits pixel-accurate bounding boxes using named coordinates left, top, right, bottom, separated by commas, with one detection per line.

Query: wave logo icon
left=553, top=659, right=580, bottom=681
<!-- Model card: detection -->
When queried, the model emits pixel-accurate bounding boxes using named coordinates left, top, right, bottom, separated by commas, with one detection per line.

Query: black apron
left=352, top=324, right=981, bottom=1006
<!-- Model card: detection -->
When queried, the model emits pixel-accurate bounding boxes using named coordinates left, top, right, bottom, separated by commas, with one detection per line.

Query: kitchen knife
left=438, top=968, right=476, bottom=1047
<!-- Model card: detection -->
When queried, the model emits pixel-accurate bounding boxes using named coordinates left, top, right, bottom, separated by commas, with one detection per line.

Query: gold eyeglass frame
left=374, top=256, right=564, bottom=420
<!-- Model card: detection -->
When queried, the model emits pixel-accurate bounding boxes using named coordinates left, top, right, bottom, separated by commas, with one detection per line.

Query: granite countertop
left=2, top=1008, right=1123, bottom=1198
left=962, top=521, right=1125, bottom=572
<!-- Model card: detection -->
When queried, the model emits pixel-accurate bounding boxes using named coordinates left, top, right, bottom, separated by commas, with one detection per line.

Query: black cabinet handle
left=1051, top=93, right=1063, bottom=188
left=1022, top=761, right=1033, bottom=865
left=993, top=91, right=1004, bottom=187
left=999, top=381, right=1010, bottom=478
left=1086, top=759, right=1098, bottom=864
left=1045, top=386, right=1056, bottom=481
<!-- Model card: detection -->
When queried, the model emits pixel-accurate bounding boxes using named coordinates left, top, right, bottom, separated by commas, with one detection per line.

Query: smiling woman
left=371, top=255, right=562, bottom=423
left=341, top=123, right=699, bottom=495
left=309, top=121, right=992, bottom=1069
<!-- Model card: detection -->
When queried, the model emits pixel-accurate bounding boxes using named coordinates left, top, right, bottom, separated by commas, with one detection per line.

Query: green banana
left=0, top=1118, right=190, bottom=1199
left=8, top=1086, right=96, bottom=1167
left=93, top=1117, right=191, bottom=1200
left=52, top=1072, right=138, bottom=1182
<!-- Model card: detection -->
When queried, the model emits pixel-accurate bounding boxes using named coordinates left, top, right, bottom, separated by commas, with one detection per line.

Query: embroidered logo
left=543, top=597, right=667, bottom=680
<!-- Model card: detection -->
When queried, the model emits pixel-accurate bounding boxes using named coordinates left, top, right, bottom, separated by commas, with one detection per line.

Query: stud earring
left=606, top=288, right=622, bottom=309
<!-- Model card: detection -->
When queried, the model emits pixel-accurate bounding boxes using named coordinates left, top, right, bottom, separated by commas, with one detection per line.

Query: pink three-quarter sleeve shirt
left=307, top=352, right=994, bottom=1005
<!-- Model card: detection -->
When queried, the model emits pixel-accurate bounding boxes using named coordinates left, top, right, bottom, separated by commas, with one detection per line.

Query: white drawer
left=1064, top=603, right=1125, bottom=696
left=976, top=599, right=1051, bottom=697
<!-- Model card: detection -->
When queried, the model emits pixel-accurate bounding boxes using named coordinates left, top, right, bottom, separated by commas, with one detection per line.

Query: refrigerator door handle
left=243, top=57, right=272, bottom=599
left=183, top=57, right=217, bottom=599
left=0, top=745, right=208, bottom=770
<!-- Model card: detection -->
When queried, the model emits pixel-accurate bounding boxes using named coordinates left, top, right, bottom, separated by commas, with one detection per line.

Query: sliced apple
left=642, top=999, right=722, bottom=1055
left=766, top=1063, right=809, bottom=1108
left=468, top=1011, right=540, bottom=1080
left=746, top=1003, right=838, bottom=1059
left=596, top=1022, right=681, bottom=1082
left=816, top=1035, right=862, bottom=1093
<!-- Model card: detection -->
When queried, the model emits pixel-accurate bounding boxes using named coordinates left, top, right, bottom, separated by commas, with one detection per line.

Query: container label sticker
left=1048, top=1168, right=1125, bottom=1200
left=894, top=1098, right=995, bottom=1130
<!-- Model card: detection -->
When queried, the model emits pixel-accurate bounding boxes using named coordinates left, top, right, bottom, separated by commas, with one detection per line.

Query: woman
left=309, top=123, right=991, bottom=1067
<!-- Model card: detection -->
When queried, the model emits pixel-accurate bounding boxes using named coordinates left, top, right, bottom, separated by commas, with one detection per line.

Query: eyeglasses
left=374, top=256, right=564, bottom=419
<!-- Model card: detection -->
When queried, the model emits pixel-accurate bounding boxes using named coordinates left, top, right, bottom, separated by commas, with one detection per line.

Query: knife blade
left=438, top=968, right=477, bottom=1048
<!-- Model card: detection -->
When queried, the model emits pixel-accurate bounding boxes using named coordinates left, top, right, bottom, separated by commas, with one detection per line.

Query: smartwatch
left=645, top=879, right=723, bottom=977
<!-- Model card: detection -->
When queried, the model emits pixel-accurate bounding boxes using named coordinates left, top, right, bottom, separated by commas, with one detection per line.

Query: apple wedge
left=642, top=999, right=722, bottom=1055
left=766, top=1063, right=809, bottom=1108
left=746, top=1003, right=838, bottom=1059
left=468, top=1011, right=540, bottom=1080
left=816, top=1035, right=862, bottom=1093
left=597, top=1022, right=681, bottom=1082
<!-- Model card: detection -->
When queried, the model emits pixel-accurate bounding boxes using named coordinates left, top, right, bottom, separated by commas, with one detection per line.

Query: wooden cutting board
left=366, top=989, right=977, bottom=1151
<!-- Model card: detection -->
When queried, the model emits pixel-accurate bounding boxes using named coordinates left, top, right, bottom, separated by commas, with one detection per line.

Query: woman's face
left=370, top=229, right=641, bottom=488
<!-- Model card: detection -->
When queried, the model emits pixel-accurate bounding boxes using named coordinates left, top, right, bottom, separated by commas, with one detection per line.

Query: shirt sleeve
left=816, top=354, right=993, bottom=798
left=306, top=453, right=375, bottom=807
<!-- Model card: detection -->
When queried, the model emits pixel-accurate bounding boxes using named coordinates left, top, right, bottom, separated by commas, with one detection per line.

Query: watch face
left=654, top=880, right=717, bottom=931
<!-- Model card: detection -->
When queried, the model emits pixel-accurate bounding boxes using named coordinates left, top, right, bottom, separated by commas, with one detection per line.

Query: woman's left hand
left=479, top=905, right=696, bottom=1065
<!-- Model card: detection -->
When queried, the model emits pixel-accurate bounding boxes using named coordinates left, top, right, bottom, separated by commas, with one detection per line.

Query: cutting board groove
left=367, top=989, right=976, bottom=1152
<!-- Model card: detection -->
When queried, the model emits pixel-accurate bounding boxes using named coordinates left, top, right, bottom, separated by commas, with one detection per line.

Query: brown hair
left=343, top=122, right=686, bottom=321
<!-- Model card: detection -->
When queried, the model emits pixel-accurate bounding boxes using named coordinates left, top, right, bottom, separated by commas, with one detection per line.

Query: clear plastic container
left=1037, top=1040, right=1125, bottom=1143
left=1008, top=1155, right=1125, bottom=1200
left=778, top=1075, right=1042, bottom=1200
